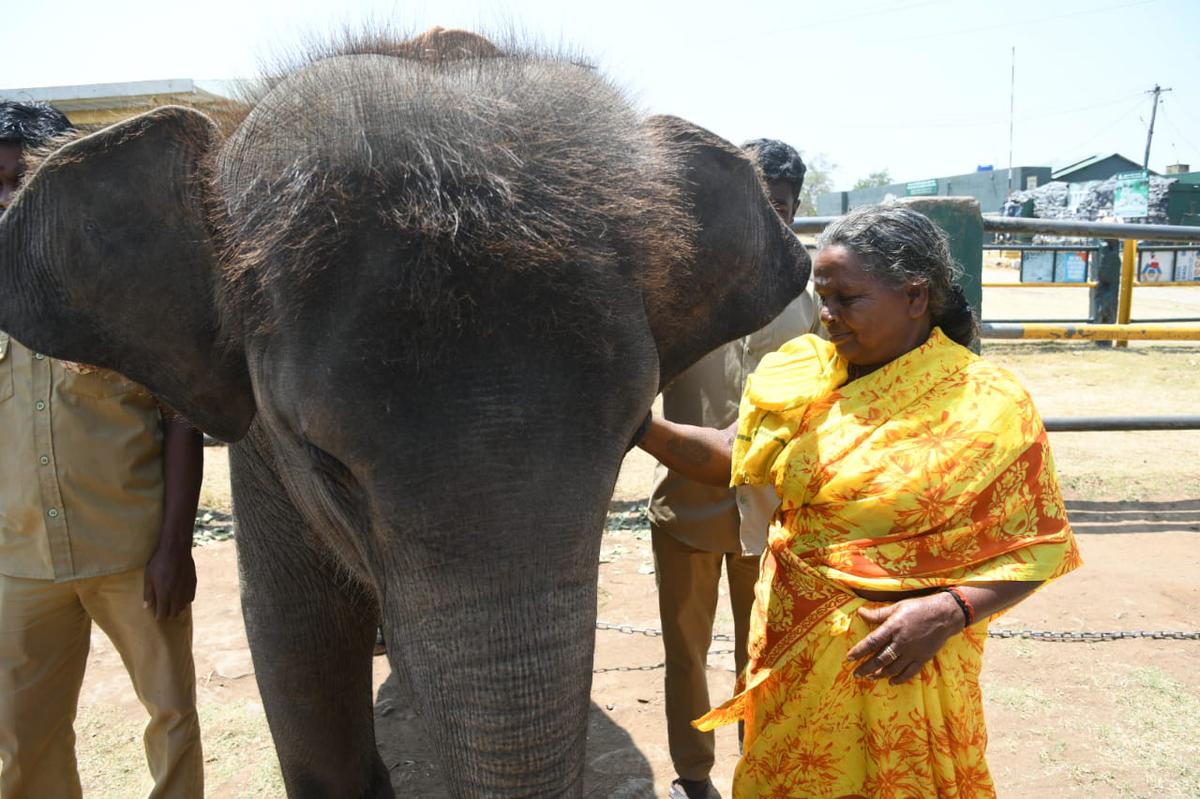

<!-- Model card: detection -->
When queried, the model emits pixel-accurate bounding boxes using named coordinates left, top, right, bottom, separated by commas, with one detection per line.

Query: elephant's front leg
left=231, top=442, right=391, bottom=798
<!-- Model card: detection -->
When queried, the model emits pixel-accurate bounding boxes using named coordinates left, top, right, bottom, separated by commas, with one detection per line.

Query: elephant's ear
left=640, top=115, right=811, bottom=390
left=0, top=105, right=254, bottom=441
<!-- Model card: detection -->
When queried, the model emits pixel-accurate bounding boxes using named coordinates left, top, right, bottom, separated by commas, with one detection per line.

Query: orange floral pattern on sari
left=695, top=329, right=1081, bottom=799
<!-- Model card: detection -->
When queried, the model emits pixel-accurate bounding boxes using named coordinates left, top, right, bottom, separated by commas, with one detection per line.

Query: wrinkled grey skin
left=0, top=44, right=809, bottom=798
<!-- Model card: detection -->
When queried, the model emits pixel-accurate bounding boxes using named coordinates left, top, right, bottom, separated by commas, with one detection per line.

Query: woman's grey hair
left=816, top=204, right=979, bottom=346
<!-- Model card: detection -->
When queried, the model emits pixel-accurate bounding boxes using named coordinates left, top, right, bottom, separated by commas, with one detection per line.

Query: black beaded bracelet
left=942, top=586, right=975, bottom=627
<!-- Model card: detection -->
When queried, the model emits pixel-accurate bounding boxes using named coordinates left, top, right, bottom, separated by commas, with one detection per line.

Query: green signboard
left=905, top=179, right=938, bottom=197
left=1113, top=170, right=1149, bottom=219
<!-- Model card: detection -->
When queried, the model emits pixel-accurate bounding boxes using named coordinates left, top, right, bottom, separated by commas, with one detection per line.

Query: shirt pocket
left=0, top=333, right=13, bottom=402
left=60, top=364, right=138, bottom=400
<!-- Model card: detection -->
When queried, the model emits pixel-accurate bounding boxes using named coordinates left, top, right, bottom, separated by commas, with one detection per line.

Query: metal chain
left=593, top=662, right=666, bottom=674
left=596, top=621, right=1200, bottom=644
left=986, top=629, right=1200, bottom=641
left=595, top=621, right=735, bottom=643
left=593, top=648, right=736, bottom=674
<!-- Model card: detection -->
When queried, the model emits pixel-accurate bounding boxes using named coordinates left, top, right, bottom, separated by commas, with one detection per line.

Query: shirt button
left=39, top=455, right=49, bottom=465
left=35, top=400, right=46, bottom=411
left=47, top=508, right=59, bottom=518
left=34, top=353, right=45, bottom=360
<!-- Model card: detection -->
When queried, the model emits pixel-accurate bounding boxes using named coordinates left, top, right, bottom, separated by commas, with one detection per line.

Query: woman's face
left=813, top=244, right=931, bottom=373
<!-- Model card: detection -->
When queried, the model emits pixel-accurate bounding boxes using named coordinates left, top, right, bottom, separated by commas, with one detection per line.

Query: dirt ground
left=75, top=285, right=1199, bottom=798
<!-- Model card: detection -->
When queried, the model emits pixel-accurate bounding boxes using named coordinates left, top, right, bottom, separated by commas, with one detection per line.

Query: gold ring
left=879, top=644, right=899, bottom=664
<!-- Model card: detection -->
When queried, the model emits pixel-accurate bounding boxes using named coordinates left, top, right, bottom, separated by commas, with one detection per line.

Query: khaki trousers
left=0, top=568, right=203, bottom=799
left=652, top=527, right=758, bottom=781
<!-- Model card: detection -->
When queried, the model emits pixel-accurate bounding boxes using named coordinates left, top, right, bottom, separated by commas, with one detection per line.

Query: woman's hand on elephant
left=846, top=592, right=965, bottom=684
left=637, top=416, right=736, bottom=487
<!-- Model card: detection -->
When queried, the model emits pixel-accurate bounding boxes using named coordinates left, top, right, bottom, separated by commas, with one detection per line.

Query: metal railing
left=1042, top=416, right=1200, bottom=432
left=983, top=219, right=1200, bottom=343
left=791, top=209, right=1198, bottom=434
left=793, top=215, right=1200, bottom=341
left=981, top=216, right=1200, bottom=240
left=981, top=323, right=1200, bottom=341
left=793, top=215, right=1200, bottom=240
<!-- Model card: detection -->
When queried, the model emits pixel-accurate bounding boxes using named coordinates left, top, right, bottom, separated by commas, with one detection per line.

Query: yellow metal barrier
left=981, top=323, right=1200, bottom=341
left=1116, top=241, right=1138, bottom=348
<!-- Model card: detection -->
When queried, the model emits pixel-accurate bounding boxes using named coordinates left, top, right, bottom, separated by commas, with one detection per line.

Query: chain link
left=986, top=628, right=1200, bottom=641
left=595, top=621, right=735, bottom=643
left=592, top=623, right=738, bottom=673
left=593, top=649, right=737, bottom=674
left=596, top=620, right=1200, bottom=644
left=593, top=662, right=666, bottom=674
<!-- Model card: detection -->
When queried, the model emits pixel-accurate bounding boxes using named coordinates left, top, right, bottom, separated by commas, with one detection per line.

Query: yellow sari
left=695, top=328, right=1081, bottom=799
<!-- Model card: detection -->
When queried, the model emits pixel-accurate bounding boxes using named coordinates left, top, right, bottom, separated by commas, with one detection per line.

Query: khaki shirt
left=648, top=287, right=822, bottom=555
left=0, top=332, right=165, bottom=582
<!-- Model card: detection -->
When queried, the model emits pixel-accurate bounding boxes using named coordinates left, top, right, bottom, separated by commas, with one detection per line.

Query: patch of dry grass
left=985, top=661, right=1200, bottom=798
left=981, top=343, right=1200, bottom=500
left=76, top=698, right=284, bottom=798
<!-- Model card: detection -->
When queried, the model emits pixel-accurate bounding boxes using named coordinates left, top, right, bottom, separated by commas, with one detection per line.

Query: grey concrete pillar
left=1089, top=239, right=1121, bottom=348
left=896, top=197, right=984, bottom=350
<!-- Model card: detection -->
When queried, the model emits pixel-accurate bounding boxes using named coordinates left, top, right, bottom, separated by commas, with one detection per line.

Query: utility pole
left=1007, top=46, right=1015, bottom=196
left=1143, top=84, right=1172, bottom=172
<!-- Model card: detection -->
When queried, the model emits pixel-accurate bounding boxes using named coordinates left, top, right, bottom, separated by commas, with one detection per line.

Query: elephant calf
left=0, top=28, right=810, bottom=798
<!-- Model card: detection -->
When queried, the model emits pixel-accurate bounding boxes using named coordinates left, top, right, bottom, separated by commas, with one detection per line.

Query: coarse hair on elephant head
left=213, top=39, right=700, bottom=371
left=0, top=27, right=809, bottom=798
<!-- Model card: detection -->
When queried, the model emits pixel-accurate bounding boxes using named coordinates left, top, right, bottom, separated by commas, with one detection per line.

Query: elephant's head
left=0, top=48, right=807, bottom=796
left=640, top=114, right=812, bottom=386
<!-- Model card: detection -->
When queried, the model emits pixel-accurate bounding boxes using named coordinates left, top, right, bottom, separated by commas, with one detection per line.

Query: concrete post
left=896, top=197, right=984, bottom=350
left=1089, top=239, right=1121, bottom=347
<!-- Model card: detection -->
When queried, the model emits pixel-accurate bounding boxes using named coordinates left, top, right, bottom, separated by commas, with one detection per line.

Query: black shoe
left=668, top=777, right=721, bottom=799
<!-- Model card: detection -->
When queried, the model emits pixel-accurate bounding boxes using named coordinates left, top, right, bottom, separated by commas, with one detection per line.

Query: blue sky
left=6, top=0, right=1198, bottom=189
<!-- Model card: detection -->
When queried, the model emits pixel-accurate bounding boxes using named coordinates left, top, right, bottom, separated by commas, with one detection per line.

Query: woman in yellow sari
left=638, top=205, right=1080, bottom=798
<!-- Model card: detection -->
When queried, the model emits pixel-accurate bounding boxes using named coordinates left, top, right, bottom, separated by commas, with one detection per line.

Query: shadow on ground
left=375, top=669, right=655, bottom=798
left=1066, top=498, right=1200, bottom=534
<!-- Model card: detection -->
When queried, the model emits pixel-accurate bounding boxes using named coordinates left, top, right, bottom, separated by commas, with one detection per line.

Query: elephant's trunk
left=385, top=538, right=601, bottom=797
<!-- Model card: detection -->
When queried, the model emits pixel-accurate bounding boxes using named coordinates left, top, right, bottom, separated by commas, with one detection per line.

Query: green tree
left=797, top=153, right=836, bottom=217
left=852, top=169, right=893, bottom=190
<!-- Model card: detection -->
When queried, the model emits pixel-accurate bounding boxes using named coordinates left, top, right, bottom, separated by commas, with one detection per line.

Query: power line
left=1018, top=92, right=1147, bottom=122
left=864, top=0, right=1158, bottom=45
left=1043, top=95, right=1149, bottom=167
left=819, top=94, right=1148, bottom=132
left=793, top=0, right=955, bottom=31
left=1157, top=106, right=1200, bottom=165
left=704, top=0, right=955, bottom=49
left=819, top=91, right=1149, bottom=133
left=1008, top=46, right=1016, bottom=195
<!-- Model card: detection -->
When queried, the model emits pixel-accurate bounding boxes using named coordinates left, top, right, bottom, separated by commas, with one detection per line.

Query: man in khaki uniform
left=0, top=101, right=204, bottom=798
left=648, top=139, right=819, bottom=799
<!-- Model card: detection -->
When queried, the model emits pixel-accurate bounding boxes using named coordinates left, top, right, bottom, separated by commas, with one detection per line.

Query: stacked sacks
left=1004, top=176, right=1176, bottom=223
